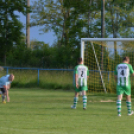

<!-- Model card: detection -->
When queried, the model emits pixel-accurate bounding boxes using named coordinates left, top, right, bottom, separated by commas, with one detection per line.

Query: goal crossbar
left=81, top=38, right=134, bottom=42
left=81, top=38, right=134, bottom=93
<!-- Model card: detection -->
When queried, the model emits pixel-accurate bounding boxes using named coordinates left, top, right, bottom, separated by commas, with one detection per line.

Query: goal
left=81, top=38, right=134, bottom=93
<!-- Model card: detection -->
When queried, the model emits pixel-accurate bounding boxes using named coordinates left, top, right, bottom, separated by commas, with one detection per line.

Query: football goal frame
left=81, top=38, right=134, bottom=93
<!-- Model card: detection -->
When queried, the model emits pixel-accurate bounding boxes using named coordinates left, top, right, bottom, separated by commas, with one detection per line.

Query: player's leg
left=82, top=90, right=87, bottom=110
left=1, top=88, right=6, bottom=103
left=126, top=95, right=133, bottom=115
left=117, top=94, right=123, bottom=116
left=0, top=90, right=2, bottom=97
left=116, top=85, right=124, bottom=116
left=125, top=86, right=133, bottom=115
left=71, top=91, right=79, bottom=109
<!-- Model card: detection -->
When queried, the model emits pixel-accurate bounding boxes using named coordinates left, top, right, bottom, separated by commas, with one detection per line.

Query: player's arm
left=87, top=68, right=89, bottom=79
left=3, top=85, right=8, bottom=91
left=75, top=74, right=79, bottom=89
left=114, top=75, right=117, bottom=81
left=129, top=65, right=134, bottom=76
left=6, top=89, right=10, bottom=102
left=74, top=67, right=79, bottom=89
left=3, top=84, right=10, bottom=102
left=3, top=84, right=10, bottom=90
left=114, top=66, right=118, bottom=82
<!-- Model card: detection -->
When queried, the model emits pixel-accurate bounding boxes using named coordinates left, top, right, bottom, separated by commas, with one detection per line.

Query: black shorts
left=0, top=88, right=6, bottom=94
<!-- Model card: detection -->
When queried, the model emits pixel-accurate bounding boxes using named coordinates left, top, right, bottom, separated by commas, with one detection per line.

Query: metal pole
left=26, top=0, right=30, bottom=48
left=6, top=68, right=8, bottom=74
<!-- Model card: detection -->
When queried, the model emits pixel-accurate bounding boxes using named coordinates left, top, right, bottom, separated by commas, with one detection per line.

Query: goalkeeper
left=71, top=58, right=89, bottom=109
left=0, top=74, right=14, bottom=103
left=114, top=57, right=134, bottom=116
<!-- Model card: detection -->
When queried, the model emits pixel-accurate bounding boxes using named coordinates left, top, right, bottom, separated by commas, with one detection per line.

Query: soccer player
left=114, top=57, right=134, bottom=116
left=71, top=58, right=89, bottom=109
left=0, top=74, right=14, bottom=103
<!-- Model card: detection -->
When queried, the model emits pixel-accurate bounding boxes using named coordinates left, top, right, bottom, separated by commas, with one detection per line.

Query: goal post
left=81, top=38, right=134, bottom=93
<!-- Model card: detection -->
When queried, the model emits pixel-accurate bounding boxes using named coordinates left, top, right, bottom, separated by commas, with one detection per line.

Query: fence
left=3, top=67, right=73, bottom=85
left=0, top=66, right=116, bottom=92
left=0, top=67, right=74, bottom=89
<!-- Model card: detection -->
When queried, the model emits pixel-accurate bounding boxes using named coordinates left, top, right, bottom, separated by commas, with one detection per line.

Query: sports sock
left=73, top=97, right=78, bottom=108
left=83, top=95, right=87, bottom=108
left=126, top=101, right=131, bottom=114
left=117, top=100, right=121, bottom=115
left=2, top=95, right=6, bottom=102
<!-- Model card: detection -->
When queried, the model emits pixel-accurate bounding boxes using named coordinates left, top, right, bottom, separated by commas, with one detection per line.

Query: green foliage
left=1, top=0, right=134, bottom=70
left=30, top=0, right=134, bottom=70
left=4, top=38, right=79, bottom=68
left=0, top=0, right=30, bottom=65
left=106, top=0, right=134, bottom=38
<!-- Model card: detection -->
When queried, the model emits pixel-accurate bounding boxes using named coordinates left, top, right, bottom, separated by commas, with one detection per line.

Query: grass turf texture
left=0, top=89, right=134, bottom=134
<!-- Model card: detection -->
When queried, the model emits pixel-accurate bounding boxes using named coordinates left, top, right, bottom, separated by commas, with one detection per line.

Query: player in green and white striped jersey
left=71, top=58, right=89, bottom=109
left=114, top=57, right=134, bottom=116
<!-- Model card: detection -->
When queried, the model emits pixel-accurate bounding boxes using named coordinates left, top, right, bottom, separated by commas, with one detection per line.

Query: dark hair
left=123, top=56, right=130, bottom=62
left=77, top=58, right=83, bottom=64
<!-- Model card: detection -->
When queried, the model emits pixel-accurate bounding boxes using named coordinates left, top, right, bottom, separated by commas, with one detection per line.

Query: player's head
left=77, top=58, right=83, bottom=64
left=9, top=74, right=14, bottom=82
left=123, top=56, right=130, bottom=64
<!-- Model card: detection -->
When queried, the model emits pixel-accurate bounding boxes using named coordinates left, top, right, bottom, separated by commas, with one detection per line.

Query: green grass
left=0, top=88, right=134, bottom=134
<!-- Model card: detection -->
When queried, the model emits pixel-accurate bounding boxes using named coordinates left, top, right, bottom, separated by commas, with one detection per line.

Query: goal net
left=81, top=38, right=134, bottom=93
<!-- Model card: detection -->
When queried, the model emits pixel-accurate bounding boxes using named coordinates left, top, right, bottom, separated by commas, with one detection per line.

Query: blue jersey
left=0, top=75, right=11, bottom=88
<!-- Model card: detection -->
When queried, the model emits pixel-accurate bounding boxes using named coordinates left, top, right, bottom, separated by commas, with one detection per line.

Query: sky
left=16, top=0, right=56, bottom=46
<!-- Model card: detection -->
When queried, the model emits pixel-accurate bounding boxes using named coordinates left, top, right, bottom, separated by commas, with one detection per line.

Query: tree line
left=0, top=0, right=134, bottom=69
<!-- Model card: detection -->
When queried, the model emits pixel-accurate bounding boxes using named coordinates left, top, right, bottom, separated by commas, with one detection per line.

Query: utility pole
left=26, top=0, right=30, bottom=48
left=101, top=0, right=105, bottom=70
left=5, top=0, right=8, bottom=65
left=101, top=0, right=105, bottom=38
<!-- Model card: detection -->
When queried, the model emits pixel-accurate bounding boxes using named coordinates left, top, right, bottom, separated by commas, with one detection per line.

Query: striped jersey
left=74, top=64, right=89, bottom=87
left=114, top=63, right=134, bottom=86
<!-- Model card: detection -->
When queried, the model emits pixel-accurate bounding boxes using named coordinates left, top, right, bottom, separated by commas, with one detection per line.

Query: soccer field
left=0, top=89, right=134, bottom=134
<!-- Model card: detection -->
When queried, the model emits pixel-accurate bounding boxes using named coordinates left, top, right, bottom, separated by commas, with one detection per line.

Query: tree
left=0, top=0, right=30, bottom=65
left=105, top=0, right=134, bottom=66
left=26, top=0, right=30, bottom=48
left=31, top=0, right=65, bottom=46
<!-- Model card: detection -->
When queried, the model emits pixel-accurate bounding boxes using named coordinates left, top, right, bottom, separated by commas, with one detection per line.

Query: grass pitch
left=0, top=89, right=134, bottom=134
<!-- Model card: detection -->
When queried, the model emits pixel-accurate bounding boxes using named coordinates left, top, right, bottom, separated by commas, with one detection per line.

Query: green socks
left=117, top=100, right=121, bottom=115
left=73, top=97, right=78, bottom=108
left=72, top=96, right=87, bottom=109
left=126, top=101, right=131, bottom=114
left=83, top=95, right=87, bottom=109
